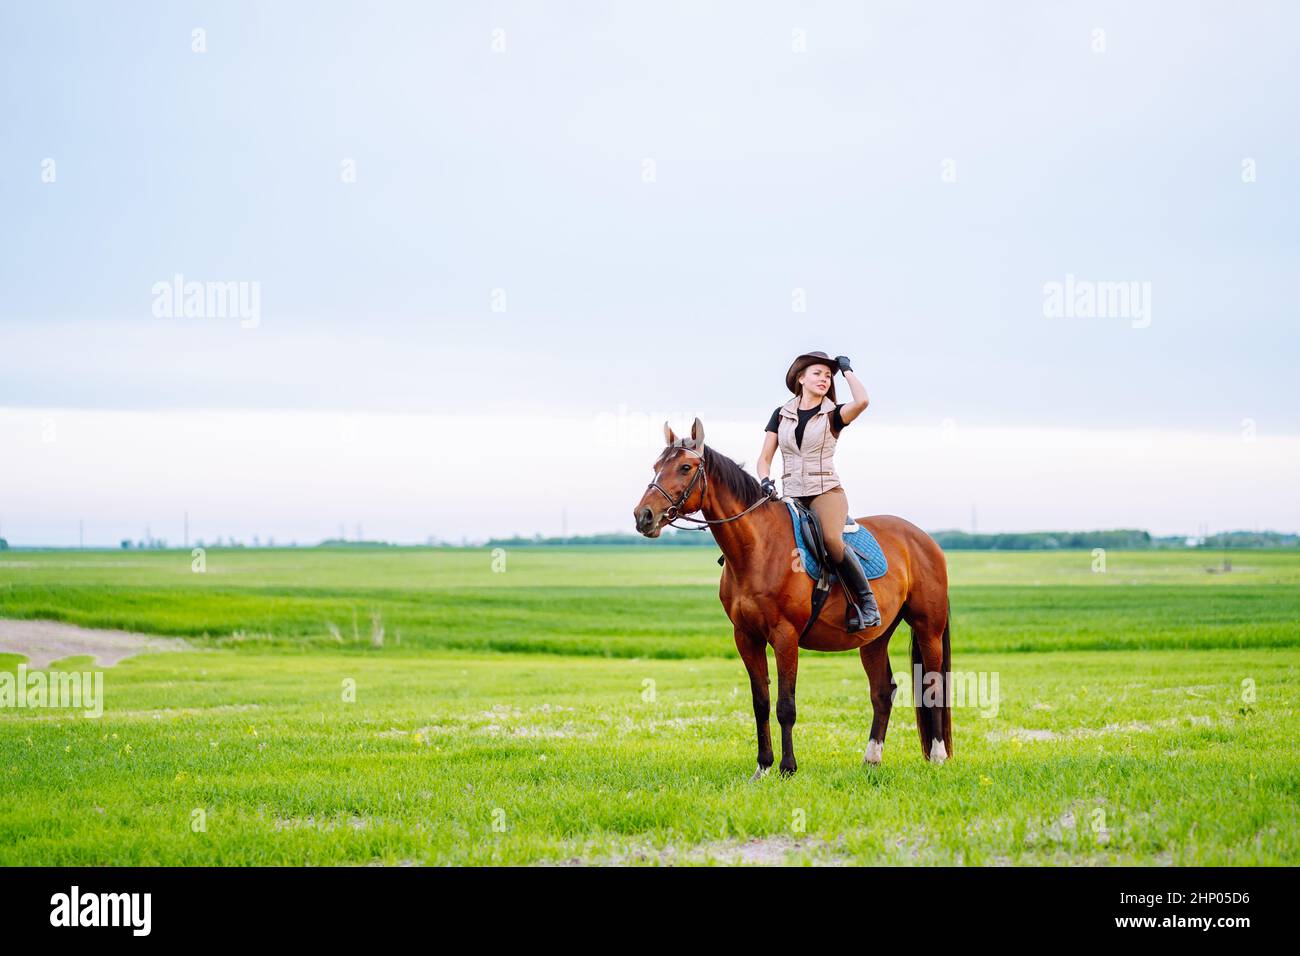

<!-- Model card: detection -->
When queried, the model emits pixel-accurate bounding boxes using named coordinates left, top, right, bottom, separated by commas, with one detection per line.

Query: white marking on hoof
left=749, top=765, right=770, bottom=782
left=863, top=739, right=884, bottom=765
left=928, top=739, right=948, bottom=764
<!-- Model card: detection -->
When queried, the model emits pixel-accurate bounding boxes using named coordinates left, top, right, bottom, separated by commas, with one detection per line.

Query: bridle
left=645, top=444, right=773, bottom=531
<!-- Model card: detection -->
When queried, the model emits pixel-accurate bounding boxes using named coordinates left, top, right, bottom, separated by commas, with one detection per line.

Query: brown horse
left=633, top=419, right=952, bottom=778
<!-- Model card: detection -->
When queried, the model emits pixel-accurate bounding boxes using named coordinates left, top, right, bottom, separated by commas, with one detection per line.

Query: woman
left=757, top=351, right=881, bottom=630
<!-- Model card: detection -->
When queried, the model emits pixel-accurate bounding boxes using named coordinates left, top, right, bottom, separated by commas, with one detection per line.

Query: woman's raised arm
left=836, top=355, right=870, bottom=425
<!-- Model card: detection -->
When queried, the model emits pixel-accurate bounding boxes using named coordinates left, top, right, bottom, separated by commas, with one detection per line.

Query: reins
left=645, top=445, right=773, bottom=532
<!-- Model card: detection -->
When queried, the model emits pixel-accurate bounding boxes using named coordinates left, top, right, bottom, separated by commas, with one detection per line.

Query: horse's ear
left=690, top=417, right=705, bottom=450
left=664, top=421, right=677, bottom=445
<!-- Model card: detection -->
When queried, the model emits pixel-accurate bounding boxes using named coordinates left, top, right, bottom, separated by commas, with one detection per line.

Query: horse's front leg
left=860, top=640, right=894, bottom=765
left=772, top=623, right=800, bottom=776
left=733, top=626, right=773, bottom=781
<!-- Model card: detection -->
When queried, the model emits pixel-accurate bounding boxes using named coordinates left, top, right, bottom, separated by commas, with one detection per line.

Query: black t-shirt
left=766, top=403, right=848, bottom=448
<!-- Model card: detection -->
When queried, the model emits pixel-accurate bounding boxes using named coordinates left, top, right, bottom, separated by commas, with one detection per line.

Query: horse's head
left=633, top=418, right=707, bottom=537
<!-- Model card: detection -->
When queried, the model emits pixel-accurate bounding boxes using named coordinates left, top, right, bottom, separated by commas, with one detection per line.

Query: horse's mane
left=703, top=445, right=767, bottom=506
left=657, top=442, right=766, bottom=507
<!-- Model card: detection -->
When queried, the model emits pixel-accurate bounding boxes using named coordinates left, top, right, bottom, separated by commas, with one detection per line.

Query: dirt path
left=0, top=619, right=189, bottom=668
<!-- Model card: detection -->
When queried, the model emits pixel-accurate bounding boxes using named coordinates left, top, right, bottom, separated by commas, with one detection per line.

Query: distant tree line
left=1198, top=530, right=1299, bottom=548
left=931, top=529, right=1153, bottom=550
left=485, top=531, right=713, bottom=548
left=315, top=539, right=398, bottom=548
left=32, top=529, right=1289, bottom=552
left=486, top=528, right=1298, bottom=550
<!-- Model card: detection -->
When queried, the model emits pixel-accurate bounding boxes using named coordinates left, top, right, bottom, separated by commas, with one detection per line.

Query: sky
left=2, top=1, right=1297, bottom=545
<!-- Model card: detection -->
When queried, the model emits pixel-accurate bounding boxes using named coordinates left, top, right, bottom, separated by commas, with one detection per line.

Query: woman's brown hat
left=785, top=351, right=839, bottom=395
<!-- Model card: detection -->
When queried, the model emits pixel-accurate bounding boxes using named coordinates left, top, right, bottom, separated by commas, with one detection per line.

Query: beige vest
left=776, top=396, right=842, bottom=497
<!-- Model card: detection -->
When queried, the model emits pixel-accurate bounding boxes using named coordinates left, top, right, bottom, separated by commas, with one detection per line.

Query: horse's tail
left=940, top=605, right=953, bottom=756
left=911, top=600, right=954, bottom=759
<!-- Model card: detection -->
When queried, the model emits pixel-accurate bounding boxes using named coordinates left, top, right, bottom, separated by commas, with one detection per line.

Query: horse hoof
left=749, top=765, right=770, bottom=783
left=863, top=740, right=884, bottom=765
left=928, top=739, right=948, bottom=764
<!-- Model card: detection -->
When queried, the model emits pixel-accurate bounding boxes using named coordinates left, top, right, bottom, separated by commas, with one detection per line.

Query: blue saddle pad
left=785, top=500, right=888, bottom=581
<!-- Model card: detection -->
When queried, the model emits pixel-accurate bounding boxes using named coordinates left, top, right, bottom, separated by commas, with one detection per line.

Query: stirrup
left=846, top=599, right=881, bottom=631
left=845, top=593, right=881, bottom=631
left=856, top=595, right=882, bottom=629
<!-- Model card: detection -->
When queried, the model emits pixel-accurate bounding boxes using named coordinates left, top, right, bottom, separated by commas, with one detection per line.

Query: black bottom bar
left=1, top=865, right=1284, bottom=942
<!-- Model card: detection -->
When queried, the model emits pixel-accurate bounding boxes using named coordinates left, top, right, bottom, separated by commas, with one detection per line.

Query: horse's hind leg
left=905, top=603, right=953, bottom=763
left=733, top=626, right=773, bottom=781
left=859, top=615, right=904, bottom=765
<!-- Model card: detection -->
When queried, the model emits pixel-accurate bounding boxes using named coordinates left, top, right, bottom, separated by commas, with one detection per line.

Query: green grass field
left=1, top=547, right=1297, bottom=865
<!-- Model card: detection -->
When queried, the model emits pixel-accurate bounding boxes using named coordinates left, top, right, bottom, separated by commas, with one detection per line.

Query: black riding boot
left=835, top=548, right=882, bottom=631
